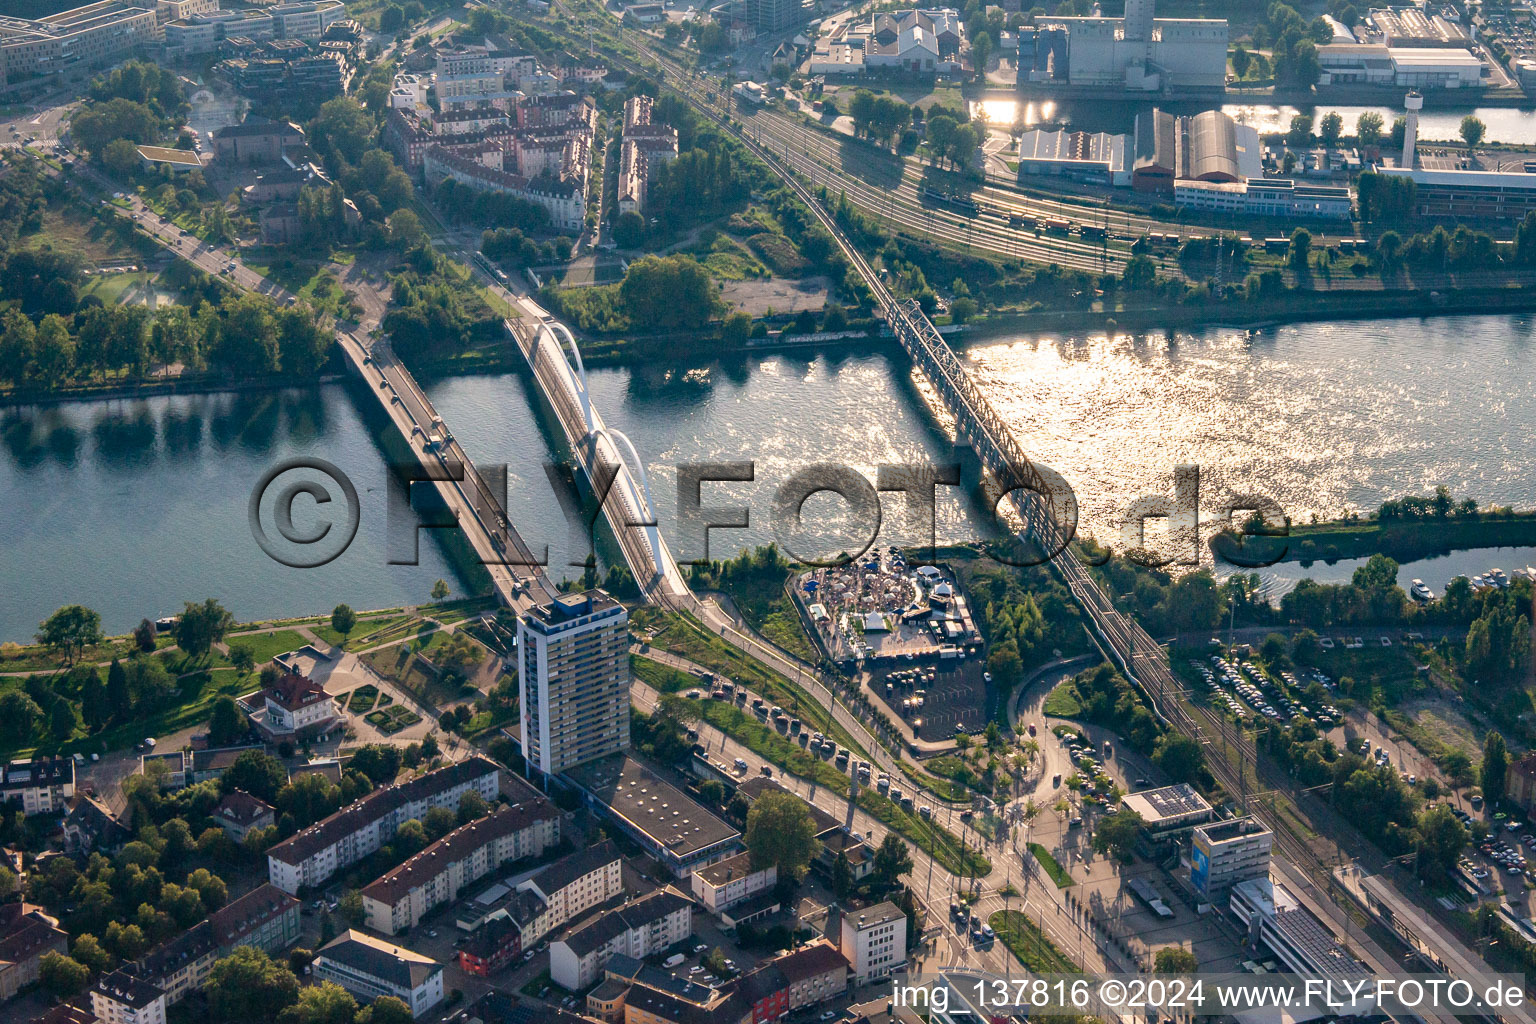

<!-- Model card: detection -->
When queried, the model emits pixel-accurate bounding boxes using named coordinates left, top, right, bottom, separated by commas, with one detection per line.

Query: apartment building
left=772, top=940, right=849, bottom=1009
left=517, top=591, right=631, bottom=775
left=551, top=889, right=694, bottom=990
left=361, top=799, right=562, bottom=935
left=0, top=2, right=159, bottom=87
left=267, top=756, right=500, bottom=894
left=214, top=790, right=275, bottom=842
left=313, top=932, right=444, bottom=1019
left=517, top=839, right=622, bottom=926
left=0, top=903, right=68, bottom=1002
left=616, top=95, right=678, bottom=216
left=838, top=902, right=906, bottom=983
left=1, top=756, right=75, bottom=814
left=90, top=972, right=166, bottom=1024
left=124, top=887, right=290, bottom=1005
left=207, top=882, right=302, bottom=955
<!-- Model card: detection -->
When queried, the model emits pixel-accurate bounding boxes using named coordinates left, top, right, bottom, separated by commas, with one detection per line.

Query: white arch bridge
left=506, top=306, right=689, bottom=603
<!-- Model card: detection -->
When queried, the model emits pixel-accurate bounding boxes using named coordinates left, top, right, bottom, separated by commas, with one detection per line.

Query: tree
left=71, top=934, right=112, bottom=975
left=1415, top=803, right=1467, bottom=881
left=1152, top=733, right=1205, bottom=784
left=1231, top=43, right=1252, bottom=78
left=832, top=849, right=853, bottom=899
left=330, top=604, right=357, bottom=644
left=457, top=789, right=488, bottom=825
left=871, top=833, right=914, bottom=890
left=355, top=997, right=415, bottom=1024
left=133, top=618, right=158, bottom=653
left=205, top=947, right=300, bottom=1024
left=36, top=605, right=103, bottom=664
left=1460, top=115, right=1486, bottom=152
left=1288, top=227, right=1312, bottom=271
left=1090, top=807, right=1142, bottom=862
left=950, top=296, right=978, bottom=324
left=51, top=698, right=78, bottom=740
left=176, top=598, right=234, bottom=659
left=0, top=691, right=41, bottom=745
left=39, top=952, right=90, bottom=997
left=209, top=695, right=245, bottom=747
left=423, top=805, right=459, bottom=840
left=229, top=644, right=255, bottom=677
left=1356, top=110, right=1384, bottom=147
left=290, top=982, right=358, bottom=1024
left=620, top=255, right=719, bottom=330
left=107, top=658, right=132, bottom=720
left=744, top=789, right=819, bottom=878
left=220, top=749, right=287, bottom=803
left=1482, top=731, right=1509, bottom=805
left=1319, top=111, right=1344, bottom=148
left=612, top=210, right=646, bottom=249
left=1286, top=113, right=1314, bottom=149
left=434, top=631, right=484, bottom=680
left=387, top=209, right=426, bottom=251
left=431, top=579, right=450, bottom=601
left=1153, top=946, right=1199, bottom=973
left=348, top=745, right=402, bottom=785
left=971, top=31, right=993, bottom=79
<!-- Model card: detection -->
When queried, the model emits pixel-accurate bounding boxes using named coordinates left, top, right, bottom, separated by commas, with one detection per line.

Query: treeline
left=543, top=253, right=720, bottom=333
left=481, top=226, right=572, bottom=268
left=436, top=178, right=553, bottom=235
left=0, top=289, right=335, bottom=389
left=72, top=61, right=187, bottom=155
left=381, top=244, right=501, bottom=361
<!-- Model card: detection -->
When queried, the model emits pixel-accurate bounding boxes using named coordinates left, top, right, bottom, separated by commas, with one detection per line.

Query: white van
left=663, top=954, right=686, bottom=968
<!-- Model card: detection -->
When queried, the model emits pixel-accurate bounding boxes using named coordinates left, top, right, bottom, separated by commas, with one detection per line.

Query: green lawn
left=1042, top=681, right=1083, bottom=718
left=856, top=787, right=991, bottom=877
left=635, top=610, right=866, bottom=761
left=225, top=629, right=311, bottom=666
left=990, top=909, right=1077, bottom=972
left=312, top=614, right=415, bottom=649
left=631, top=655, right=698, bottom=694
left=1030, top=842, right=1074, bottom=887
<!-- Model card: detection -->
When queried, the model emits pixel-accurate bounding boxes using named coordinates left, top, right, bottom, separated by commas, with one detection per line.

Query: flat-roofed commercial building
left=838, top=901, right=906, bottom=984
left=689, top=850, right=776, bottom=915
left=267, top=757, right=500, bottom=894
left=361, top=799, right=563, bottom=935
left=1191, top=817, right=1273, bottom=902
left=1378, top=166, right=1536, bottom=219
left=0, top=2, right=158, bottom=87
left=1121, top=783, right=1213, bottom=840
left=518, top=591, right=630, bottom=776
left=1016, top=129, right=1128, bottom=187
left=1173, top=178, right=1353, bottom=220
left=1230, top=878, right=1365, bottom=980
left=564, top=754, right=740, bottom=878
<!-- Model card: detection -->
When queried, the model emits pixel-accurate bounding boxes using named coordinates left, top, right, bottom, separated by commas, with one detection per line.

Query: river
left=4, top=313, right=1536, bottom=640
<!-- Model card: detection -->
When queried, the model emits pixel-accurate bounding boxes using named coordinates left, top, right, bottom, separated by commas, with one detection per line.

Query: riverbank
left=1212, top=511, right=1536, bottom=567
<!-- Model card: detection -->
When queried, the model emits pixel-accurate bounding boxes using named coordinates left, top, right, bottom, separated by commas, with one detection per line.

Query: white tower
left=1402, top=91, right=1423, bottom=168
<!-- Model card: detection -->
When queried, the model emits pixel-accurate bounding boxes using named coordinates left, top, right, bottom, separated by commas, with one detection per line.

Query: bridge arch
left=602, top=426, right=664, bottom=576
left=541, top=319, right=592, bottom=433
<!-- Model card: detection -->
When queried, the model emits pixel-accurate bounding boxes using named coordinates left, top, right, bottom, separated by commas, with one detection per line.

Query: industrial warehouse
left=1018, top=0, right=1227, bottom=93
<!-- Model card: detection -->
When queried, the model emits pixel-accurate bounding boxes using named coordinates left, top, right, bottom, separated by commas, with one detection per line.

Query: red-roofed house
left=242, top=673, right=339, bottom=742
